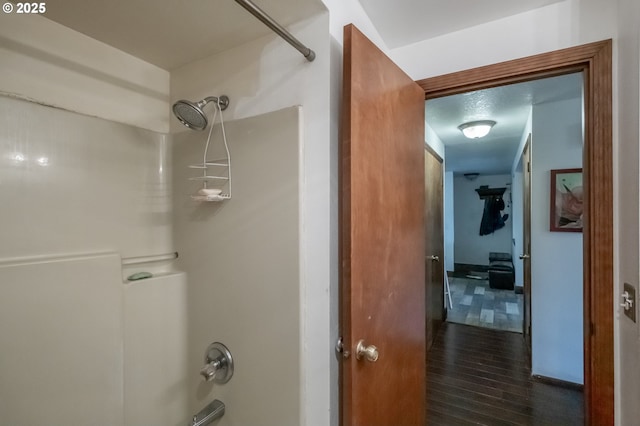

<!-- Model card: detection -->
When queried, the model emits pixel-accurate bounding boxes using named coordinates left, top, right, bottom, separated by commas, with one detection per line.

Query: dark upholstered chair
left=488, top=252, right=514, bottom=290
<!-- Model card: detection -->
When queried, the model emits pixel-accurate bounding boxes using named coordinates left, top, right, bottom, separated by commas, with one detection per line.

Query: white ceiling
left=43, top=0, right=325, bottom=70
left=426, top=73, right=584, bottom=175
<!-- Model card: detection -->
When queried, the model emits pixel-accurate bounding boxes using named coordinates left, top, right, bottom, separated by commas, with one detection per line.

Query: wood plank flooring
left=427, top=322, right=584, bottom=425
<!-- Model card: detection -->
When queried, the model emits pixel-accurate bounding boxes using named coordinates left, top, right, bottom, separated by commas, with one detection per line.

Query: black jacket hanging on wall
left=479, top=195, right=509, bottom=236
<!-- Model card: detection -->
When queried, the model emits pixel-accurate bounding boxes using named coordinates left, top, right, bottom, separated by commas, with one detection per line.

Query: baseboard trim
left=532, top=374, right=584, bottom=391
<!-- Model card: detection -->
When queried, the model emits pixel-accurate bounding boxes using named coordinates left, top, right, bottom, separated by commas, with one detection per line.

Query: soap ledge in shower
left=122, top=271, right=186, bottom=285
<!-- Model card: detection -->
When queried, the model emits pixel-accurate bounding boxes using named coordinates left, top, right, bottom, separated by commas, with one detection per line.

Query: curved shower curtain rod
left=234, top=0, right=316, bottom=62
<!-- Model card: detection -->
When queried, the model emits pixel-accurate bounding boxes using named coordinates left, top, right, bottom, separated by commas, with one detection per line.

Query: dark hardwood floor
left=427, top=322, right=584, bottom=425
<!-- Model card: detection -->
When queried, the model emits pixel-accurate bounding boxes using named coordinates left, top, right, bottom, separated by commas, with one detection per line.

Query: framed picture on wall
left=550, top=168, right=583, bottom=232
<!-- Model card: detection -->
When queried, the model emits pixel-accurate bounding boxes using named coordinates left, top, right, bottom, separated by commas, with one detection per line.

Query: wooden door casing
left=424, top=147, right=444, bottom=350
left=416, top=40, right=613, bottom=425
left=341, top=25, right=426, bottom=426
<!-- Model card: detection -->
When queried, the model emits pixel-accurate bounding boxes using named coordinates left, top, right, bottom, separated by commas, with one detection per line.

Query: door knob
left=430, top=255, right=439, bottom=262
left=519, top=254, right=530, bottom=260
left=356, top=340, right=379, bottom=362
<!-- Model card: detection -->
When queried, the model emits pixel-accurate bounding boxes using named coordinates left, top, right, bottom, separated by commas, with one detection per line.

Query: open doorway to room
left=426, top=73, right=584, bottom=337
left=423, top=72, right=586, bottom=423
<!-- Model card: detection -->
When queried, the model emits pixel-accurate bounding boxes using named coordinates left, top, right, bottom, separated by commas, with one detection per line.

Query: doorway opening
left=423, top=73, right=586, bottom=423
left=426, top=72, right=584, bottom=341
left=417, top=39, right=613, bottom=425
left=339, top=26, right=612, bottom=425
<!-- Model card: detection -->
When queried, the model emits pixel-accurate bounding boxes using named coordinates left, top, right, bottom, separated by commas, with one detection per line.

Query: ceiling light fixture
left=458, top=120, right=496, bottom=139
left=463, top=173, right=480, bottom=181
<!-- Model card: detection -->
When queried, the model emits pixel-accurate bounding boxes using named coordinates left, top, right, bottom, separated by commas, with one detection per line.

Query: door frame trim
left=416, top=40, right=613, bottom=425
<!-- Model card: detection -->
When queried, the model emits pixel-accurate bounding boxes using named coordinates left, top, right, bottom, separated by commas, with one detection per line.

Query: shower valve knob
left=200, top=359, right=222, bottom=381
left=200, top=342, right=234, bottom=384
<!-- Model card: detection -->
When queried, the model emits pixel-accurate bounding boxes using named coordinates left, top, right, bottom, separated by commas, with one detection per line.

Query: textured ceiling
left=358, top=0, right=566, bottom=49
left=43, top=0, right=325, bottom=70
left=426, top=73, right=583, bottom=175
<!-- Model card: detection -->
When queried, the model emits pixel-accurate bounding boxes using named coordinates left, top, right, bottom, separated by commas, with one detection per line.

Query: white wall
left=530, top=97, right=583, bottom=384
left=0, top=13, right=169, bottom=132
left=172, top=108, right=301, bottom=426
left=170, top=13, right=333, bottom=426
left=453, top=174, right=512, bottom=266
left=616, top=0, right=640, bottom=423
left=320, top=0, right=387, bottom=50
left=389, top=0, right=616, bottom=81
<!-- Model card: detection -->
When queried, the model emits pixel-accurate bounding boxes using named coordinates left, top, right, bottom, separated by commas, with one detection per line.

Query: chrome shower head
left=172, top=95, right=229, bottom=131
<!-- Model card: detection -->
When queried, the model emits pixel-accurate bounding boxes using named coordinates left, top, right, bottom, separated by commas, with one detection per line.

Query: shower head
left=172, top=95, right=229, bottom=131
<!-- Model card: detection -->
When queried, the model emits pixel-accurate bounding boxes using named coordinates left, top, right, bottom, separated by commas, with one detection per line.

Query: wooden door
left=340, top=24, right=426, bottom=426
left=424, top=147, right=444, bottom=349
left=522, top=138, right=532, bottom=352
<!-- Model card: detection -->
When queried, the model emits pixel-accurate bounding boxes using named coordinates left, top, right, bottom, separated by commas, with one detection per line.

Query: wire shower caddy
left=189, top=97, right=232, bottom=202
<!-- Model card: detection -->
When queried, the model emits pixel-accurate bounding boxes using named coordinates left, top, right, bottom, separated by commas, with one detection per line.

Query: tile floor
left=447, top=275, right=524, bottom=333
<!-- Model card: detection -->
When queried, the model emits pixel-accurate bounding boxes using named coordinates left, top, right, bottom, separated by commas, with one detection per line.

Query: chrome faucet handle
left=200, top=342, right=234, bottom=384
left=199, top=358, right=222, bottom=381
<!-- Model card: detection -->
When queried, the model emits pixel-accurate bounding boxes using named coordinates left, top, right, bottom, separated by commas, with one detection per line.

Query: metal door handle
left=355, top=340, right=379, bottom=362
left=430, top=255, right=439, bottom=262
left=519, top=254, right=530, bottom=260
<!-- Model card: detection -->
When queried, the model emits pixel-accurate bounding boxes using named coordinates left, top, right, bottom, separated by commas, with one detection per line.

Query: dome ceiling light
left=458, top=120, right=496, bottom=139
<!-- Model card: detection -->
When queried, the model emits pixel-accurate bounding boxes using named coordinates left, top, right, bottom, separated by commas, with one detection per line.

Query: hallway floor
left=427, top=322, right=584, bottom=425
left=447, top=275, right=523, bottom=333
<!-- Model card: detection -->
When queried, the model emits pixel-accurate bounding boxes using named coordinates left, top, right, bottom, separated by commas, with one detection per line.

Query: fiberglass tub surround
left=0, top=94, right=302, bottom=426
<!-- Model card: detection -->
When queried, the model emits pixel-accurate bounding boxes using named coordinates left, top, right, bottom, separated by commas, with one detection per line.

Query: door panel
left=341, top=24, right=426, bottom=426
left=425, top=148, right=444, bottom=349
left=522, top=138, right=532, bottom=353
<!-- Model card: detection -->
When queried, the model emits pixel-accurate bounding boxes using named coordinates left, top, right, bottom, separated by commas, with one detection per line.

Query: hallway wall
left=531, top=96, right=583, bottom=384
left=453, top=174, right=512, bottom=267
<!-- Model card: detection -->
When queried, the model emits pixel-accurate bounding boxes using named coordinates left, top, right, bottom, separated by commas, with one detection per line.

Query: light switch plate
left=623, top=283, right=636, bottom=323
